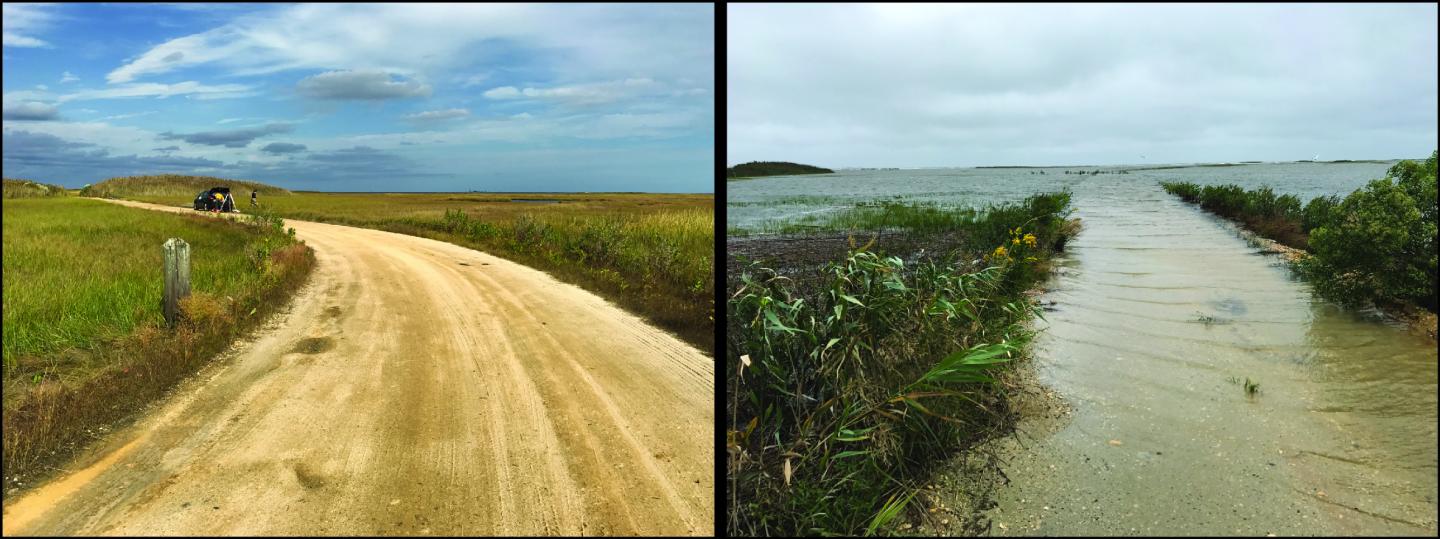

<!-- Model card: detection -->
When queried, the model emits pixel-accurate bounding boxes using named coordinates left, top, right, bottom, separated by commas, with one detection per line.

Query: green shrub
left=1302, top=195, right=1341, bottom=233
left=1302, top=151, right=1437, bottom=311
left=1160, top=181, right=1201, bottom=203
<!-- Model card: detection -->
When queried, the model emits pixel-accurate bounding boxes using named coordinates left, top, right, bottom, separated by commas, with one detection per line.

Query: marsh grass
left=2, top=197, right=313, bottom=493
left=726, top=193, right=1074, bottom=536
left=79, top=174, right=291, bottom=199
left=3, top=178, right=69, bottom=199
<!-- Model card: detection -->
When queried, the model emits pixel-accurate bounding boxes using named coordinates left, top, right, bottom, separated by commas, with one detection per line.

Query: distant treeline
left=726, top=161, right=834, bottom=179
left=1161, top=150, right=1436, bottom=314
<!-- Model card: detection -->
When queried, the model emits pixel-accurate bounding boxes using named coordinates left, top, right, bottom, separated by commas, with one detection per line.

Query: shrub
left=1302, top=195, right=1341, bottom=233
left=1303, top=151, right=1437, bottom=311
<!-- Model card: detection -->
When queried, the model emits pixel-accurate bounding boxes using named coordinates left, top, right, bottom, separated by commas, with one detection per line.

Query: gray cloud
left=159, top=123, right=293, bottom=148
left=728, top=4, right=1439, bottom=167
left=153, top=145, right=181, bottom=152
left=2, top=101, right=60, bottom=121
left=2, top=130, right=226, bottom=184
left=296, top=70, right=432, bottom=100
left=260, top=142, right=307, bottom=154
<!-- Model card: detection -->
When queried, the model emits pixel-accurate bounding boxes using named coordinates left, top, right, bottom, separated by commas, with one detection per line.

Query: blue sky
left=3, top=3, right=714, bottom=192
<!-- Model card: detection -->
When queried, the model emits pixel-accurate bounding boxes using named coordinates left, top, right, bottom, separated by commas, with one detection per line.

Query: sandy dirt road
left=2, top=200, right=714, bottom=536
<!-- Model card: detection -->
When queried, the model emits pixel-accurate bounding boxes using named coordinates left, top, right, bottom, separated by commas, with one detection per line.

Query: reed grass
left=3, top=178, right=69, bottom=199
left=726, top=192, right=1075, bottom=536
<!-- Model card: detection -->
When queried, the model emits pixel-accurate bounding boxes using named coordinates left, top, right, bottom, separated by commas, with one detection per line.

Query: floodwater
left=987, top=179, right=1436, bottom=535
left=726, top=162, right=1438, bottom=535
left=726, top=161, right=1398, bottom=232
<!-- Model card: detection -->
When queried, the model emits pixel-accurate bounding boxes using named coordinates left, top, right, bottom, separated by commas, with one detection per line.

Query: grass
left=726, top=192, right=1076, bottom=536
left=3, top=178, right=70, bottom=199
left=93, top=185, right=715, bottom=353
left=2, top=197, right=313, bottom=492
left=79, top=174, right=292, bottom=199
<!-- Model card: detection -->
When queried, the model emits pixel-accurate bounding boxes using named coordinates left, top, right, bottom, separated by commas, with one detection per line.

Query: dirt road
left=2, top=200, right=714, bottom=536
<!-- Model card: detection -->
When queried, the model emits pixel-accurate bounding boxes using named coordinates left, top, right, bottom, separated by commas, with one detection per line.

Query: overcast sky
left=728, top=3, right=1438, bottom=168
left=3, top=3, right=713, bottom=192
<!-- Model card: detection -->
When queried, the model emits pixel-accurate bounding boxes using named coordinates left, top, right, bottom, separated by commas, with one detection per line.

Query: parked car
left=193, top=187, right=237, bottom=212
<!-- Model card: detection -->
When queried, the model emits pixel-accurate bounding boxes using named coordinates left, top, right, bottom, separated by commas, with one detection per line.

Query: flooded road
left=982, top=181, right=1437, bottom=535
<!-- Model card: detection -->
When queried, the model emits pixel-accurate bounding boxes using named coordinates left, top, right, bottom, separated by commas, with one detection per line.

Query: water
left=727, top=161, right=1438, bottom=534
left=726, top=162, right=1397, bottom=232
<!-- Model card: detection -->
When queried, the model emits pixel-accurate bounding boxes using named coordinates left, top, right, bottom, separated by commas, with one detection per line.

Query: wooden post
left=163, top=238, right=191, bottom=328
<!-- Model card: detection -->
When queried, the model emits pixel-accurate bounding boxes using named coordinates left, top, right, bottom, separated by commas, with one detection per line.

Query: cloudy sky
left=3, top=3, right=713, bottom=192
left=728, top=3, right=1437, bottom=168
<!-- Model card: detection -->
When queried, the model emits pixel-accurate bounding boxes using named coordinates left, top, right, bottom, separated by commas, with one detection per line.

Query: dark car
left=193, top=187, right=236, bottom=212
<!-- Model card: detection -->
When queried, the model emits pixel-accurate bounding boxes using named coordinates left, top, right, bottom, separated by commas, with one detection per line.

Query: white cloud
left=2, top=101, right=60, bottom=121
left=0, top=121, right=165, bottom=158
left=2, top=3, right=56, bottom=48
left=483, top=86, right=520, bottom=99
left=59, top=71, right=78, bottom=83
left=56, top=81, right=255, bottom=103
left=728, top=3, right=1438, bottom=166
left=35, top=84, right=48, bottom=90
left=481, top=78, right=685, bottom=105
left=98, top=110, right=157, bottom=121
left=460, top=73, right=490, bottom=88
left=402, top=108, right=470, bottom=121
left=103, top=4, right=712, bottom=89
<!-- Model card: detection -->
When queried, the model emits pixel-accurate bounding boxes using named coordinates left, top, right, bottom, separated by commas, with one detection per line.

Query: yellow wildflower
left=1012, top=238, right=1021, bottom=246
left=1023, top=233, right=1037, bottom=247
left=993, top=245, right=1008, bottom=259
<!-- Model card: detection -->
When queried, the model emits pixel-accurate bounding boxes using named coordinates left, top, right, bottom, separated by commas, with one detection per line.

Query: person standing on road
left=251, top=190, right=258, bottom=207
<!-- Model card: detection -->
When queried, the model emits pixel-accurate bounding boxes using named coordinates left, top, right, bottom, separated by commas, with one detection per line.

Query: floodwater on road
left=982, top=180, right=1437, bottom=535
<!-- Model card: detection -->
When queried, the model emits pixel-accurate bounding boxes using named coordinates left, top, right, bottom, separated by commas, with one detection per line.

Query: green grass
left=3, top=197, right=313, bottom=490
left=3, top=178, right=70, bottom=199
left=726, top=193, right=1076, bottom=536
left=113, top=189, right=716, bottom=353
left=3, top=199, right=280, bottom=364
